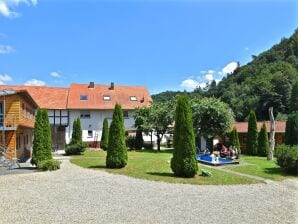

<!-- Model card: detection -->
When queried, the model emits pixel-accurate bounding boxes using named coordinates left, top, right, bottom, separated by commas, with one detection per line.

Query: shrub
left=70, top=118, right=83, bottom=145
left=171, top=95, right=198, bottom=178
left=106, top=104, right=128, bottom=168
left=135, top=129, right=144, bottom=150
left=100, top=118, right=109, bottom=150
left=143, top=143, right=153, bottom=150
left=257, top=122, right=269, bottom=156
left=126, top=136, right=136, bottom=150
left=276, top=145, right=298, bottom=175
left=65, top=143, right=86, bottom=155
left=246, top=111, right=258, bottom=155
left=37, top=159, right=60, bottom=171
left=285, top=112, right=298, bottom=146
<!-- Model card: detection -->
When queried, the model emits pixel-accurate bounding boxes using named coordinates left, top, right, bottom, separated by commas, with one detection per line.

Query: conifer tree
left=290, top=82, right=298, bottom=112
left=31, top=109, right=44, bottom=165
left=106, top=104, right=127, bottom=168
left=235, top=129, right=241, bottom=154
left=100, top=118, right=109, bottom=150
left=70, top=118, right=78, bottom=145
left=285, top=112, right=298, bottom=146
left=76, top=118, right=82, bottom=145
left=171, top=95, right=198, bottom=178
left=41, top=109, right=53, bottom=160
left=257, top=122, right=269, bottom=156
left=246, top=111, right=258, bottom=155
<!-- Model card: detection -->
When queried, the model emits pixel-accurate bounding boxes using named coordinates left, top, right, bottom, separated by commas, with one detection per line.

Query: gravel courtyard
left=0, top=157, right=297, bottom=224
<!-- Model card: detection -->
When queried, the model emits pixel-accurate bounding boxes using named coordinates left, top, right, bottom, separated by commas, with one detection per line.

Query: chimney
left=110, top=82, right=114, bottom=90
left=88, top=82, right=95, bottom=89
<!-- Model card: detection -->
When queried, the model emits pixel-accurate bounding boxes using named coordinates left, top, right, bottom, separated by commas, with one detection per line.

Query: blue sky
left=0, top=0, right=297, bottom=94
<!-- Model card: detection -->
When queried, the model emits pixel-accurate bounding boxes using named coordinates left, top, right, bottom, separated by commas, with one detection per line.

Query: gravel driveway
left=0, top=158, right=297, bottom=224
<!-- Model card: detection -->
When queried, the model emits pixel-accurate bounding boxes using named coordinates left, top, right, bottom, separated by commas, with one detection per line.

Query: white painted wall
left=65, top=109, right=135, bottom=144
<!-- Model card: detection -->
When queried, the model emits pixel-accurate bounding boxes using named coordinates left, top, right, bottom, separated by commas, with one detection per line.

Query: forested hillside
left=152, top=29, right=298, bottom=121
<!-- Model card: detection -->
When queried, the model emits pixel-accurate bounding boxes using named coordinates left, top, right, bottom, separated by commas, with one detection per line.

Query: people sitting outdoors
left=217, top=143, right=238, bottom=159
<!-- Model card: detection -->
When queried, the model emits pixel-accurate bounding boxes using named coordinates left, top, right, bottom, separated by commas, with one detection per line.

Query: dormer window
left=80, top=95, right=88, bottom=100
left=103, top=95, right=111, bottom=101
left=130, top=96, right=137, bottom=101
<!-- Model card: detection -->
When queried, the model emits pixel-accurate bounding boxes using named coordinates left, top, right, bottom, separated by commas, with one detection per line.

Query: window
left=80, top=95, right=88, bottom=100
left=103, top=95, right=111, bottom=101
left=123, top=111, right=129, bottom=118
left=80, top=111, right=91, bottom=119
left=88, top=130, right=93, bottom=138
left=130, top=96, right=137, bottom=101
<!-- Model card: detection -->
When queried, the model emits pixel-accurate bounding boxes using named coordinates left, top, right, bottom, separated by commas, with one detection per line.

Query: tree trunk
left=157, top=137, right=161, bottom=151
left=150, top=131, right=153, bottom=145
left=268, top=107, right=275, bottom=160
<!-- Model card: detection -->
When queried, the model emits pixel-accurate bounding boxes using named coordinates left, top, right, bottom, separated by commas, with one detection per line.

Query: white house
left=0, top=82, right=152, bottom=149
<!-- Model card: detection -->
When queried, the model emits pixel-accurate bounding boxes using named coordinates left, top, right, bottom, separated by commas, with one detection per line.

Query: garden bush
left=276, top=145, right=298, bottom=175
left=37, top=159, right=60, bottom=171
left=143, top=143, right=153, bottom=150
left=65, top=143, right=86, bottom=155
left=285, top=112, right=298, bottom=146
left=126, top=136, right=136, bottom=150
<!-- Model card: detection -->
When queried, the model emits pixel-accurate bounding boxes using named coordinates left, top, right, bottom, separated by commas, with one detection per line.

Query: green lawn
left=224, top=155, right=297, bottom=180
left=70, top=149, right=261, bottom=185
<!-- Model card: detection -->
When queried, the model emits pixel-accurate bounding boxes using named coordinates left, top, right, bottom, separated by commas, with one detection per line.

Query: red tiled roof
left=233, top=121, right=286, bottom=133
left=67, top=83, right=152, bottom=109
left=0, top=85, right=69, bottom=109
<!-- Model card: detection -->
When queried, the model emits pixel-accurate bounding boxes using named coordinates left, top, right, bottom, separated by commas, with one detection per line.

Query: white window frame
left=130, top=96, right=137, bottom=101
left=103, top=95, right=111, bottom=101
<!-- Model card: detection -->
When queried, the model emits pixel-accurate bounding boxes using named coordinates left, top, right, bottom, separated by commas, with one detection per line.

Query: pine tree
left=106, top=104, right=127, bottom=168
left=41, top=109, right=53, bottom=160
left=100, top=118, right=109, bottom=150
left=171, top=95, right=198, bottom=178
left=257, top=122, right=269, bottom=156
left=246, top=111, right=258, bottom=155
left=229, top=127, right=241, bottom=154
left=235, top=129, right=241, bottom=154
left=135, top=129, right=144, bottom=150
left=285, top=112, right=298, bottom=146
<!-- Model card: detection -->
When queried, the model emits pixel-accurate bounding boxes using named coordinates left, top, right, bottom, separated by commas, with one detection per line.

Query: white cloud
left=0, top=45, right=14, bottom=54
left=205, top=74, right=213, bottom=82
left=244, top=47, right=249, bottom=51
left=0, top=74, right=12, bottom=84
left=180, top=78, right=199, bottom=90
left=222, top=61, right=238, bottom=75
left=24, top=79, right=46, bottom=86
left=0, top=0, right=38, bottom=18
left=50, top=71, right=60, bottom=78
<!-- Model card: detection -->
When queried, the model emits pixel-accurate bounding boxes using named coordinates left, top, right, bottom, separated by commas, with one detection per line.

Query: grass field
left=70, top=149, right=261, bottom=185
left=224, top=155, right=297, bottom=180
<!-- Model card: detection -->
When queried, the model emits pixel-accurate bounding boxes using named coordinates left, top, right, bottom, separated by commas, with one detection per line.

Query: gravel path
left=0, top=158, right=297, bottom=224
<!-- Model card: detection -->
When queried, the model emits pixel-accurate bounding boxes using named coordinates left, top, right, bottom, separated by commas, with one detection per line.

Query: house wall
left=0, top=94, right=20, bottom=128
left=16, top=127, right=33, bottom=160
left=65, top=109, right=135, bottom=144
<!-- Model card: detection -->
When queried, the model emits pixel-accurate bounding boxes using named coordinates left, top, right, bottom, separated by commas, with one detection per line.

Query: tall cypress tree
left=31, top=109, right=44, bottom=165
left=246, top=111, right=258, bottom=155
left=171, top=95, right=198, bottom=178
left=70, top=118, right=78, bottom=145
left=106, top=104, right=127, bottom=168
left=100, top=118, right=109, bottom=150
left=76, top=118, right=82, bottom=145
left=235, top=129, right=241, bottom=154
left=257, top=122, right=269, bottom=156
left=41, top=109, right=53, bottom=160
left=290, top=82, right=298, bottom=112
left=229, top=128, right=237, bottom=146
left=285, top=112, right=298, bottom=146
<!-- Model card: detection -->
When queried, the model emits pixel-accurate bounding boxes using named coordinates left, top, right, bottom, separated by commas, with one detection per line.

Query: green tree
left=285, top=112, right=298, bottom=146
left=31, top=109, right=53, bottom=166
left=148, top=102, right=173, bottom=151
left=41, top=109, right=53, bottom=160
left=171, top=95, right=198, bottom=178
left=229, top=127, right=241, bottom=154
left=290, top=82, right=298, bottom=112
left=100, top=118, right=109, bottom=150
left=106, top=104, right=127, bottom=168
left=70, top=118, right=82, bottom=145
left=246, top=111, right=258, bottom=155
left=257, top=122, right=269, bottom=156
left=191, top=97, right=234, bottom=139
left=235, top=129, right=241, bottom=154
